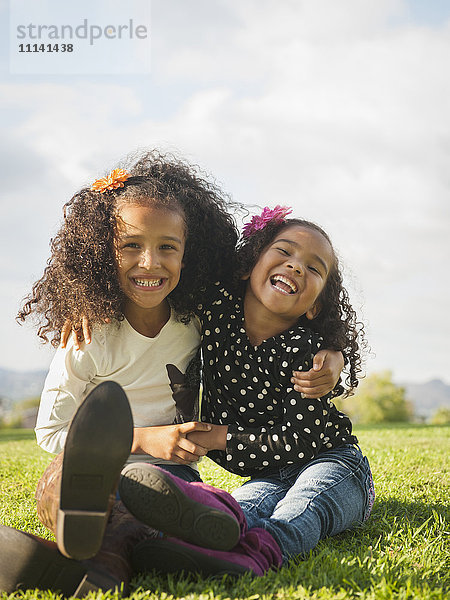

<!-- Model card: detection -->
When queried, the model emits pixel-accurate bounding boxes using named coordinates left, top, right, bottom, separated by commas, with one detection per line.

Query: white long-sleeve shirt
left=35, top=314, right=200, bottom=465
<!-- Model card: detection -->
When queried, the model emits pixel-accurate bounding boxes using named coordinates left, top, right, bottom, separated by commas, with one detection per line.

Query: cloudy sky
left=1, top=0, right=449, bottom=385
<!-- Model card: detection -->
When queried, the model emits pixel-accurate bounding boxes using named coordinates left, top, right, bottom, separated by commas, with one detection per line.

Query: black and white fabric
left=198, top=282, right=358, bottom=477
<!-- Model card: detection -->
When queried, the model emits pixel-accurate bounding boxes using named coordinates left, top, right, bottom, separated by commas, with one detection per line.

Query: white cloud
left=1, top=0, right=449, bottom=383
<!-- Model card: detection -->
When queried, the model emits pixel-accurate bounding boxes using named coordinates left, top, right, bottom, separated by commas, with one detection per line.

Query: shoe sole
left=57, top=381, right=133, bottom=560
left=132, top=537, right=251, bottom=578
left=0, top=525, right=119, bottom=596
left=119, top=463, right=240, bottom=551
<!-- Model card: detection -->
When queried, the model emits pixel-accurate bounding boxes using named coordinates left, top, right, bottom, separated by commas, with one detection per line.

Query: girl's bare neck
left=243, top=294, right=297, bottom=346
left=124, top=300, right=171, bottom=338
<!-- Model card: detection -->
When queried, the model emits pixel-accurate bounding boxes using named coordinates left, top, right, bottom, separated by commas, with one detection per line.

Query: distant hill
left=0, top=367, right=449, bottom=421
left=0, top=368, right=47, bottom=403
left=403, top=379, right=450, bottom=419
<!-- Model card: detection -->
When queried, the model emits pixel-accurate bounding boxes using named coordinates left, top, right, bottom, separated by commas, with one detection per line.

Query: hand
left=61, top=316, right=111, bottom=349
left=291, top=349, right=344, bottom=398
left=187, top=424, right=228, bottom=451
left=61, top=316, right=92, bottom=350
left=132, top=422, right=212, bottom=465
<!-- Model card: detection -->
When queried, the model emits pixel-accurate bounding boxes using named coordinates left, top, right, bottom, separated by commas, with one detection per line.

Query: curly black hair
left=235, top=218, right=367, bottom=394
left=18, top=150, right=241, bottom=346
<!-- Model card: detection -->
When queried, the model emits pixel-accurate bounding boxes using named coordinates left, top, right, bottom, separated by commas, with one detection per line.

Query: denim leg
left=231, top=476, right=291, bottom=531
left=157, top=464, right=203, bottom=483
left=232, top=445, right=373, bottom=563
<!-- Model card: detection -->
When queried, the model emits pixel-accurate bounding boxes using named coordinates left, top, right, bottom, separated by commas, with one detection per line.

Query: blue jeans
left=232, top=444, right=374, bottom=563
left=158, top=464, right=203, bottom=483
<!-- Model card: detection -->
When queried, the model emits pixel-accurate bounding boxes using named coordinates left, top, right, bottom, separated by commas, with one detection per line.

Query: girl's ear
left=241, top=272, right=250, bottom=281
left=305, top=302, right=321, bottom=320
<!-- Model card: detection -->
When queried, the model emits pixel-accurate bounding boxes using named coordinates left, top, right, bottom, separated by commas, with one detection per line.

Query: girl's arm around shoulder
left=61, top=316, right=92, bottom=350
left=291, top=348, right=345, bottom=398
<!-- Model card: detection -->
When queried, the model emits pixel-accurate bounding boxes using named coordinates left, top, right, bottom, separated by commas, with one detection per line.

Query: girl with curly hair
left=1, top=150, right=247, bottom=596
left=1, top=151, right=347, bottom=596
left=117, top=207, right=374, bottom=577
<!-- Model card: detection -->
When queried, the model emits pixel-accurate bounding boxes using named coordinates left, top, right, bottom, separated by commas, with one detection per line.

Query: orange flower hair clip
left=90, top=168, right=131, bottom=193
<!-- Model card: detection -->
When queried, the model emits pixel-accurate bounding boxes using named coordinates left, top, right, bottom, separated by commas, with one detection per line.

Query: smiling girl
left=3, top=150, right=241, bottom=595
left=117, top=209, right=374, bottom=577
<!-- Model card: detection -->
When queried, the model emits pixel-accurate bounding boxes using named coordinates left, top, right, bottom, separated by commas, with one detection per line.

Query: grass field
left=0, top=424, right=448, bottom=600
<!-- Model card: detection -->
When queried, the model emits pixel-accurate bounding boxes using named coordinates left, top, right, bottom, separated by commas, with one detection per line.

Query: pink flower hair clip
left=242, top=205, right=293, bottom=238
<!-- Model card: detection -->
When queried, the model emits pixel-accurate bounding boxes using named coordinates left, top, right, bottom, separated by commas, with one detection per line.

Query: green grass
left=0, top=424, right=448, bottom=600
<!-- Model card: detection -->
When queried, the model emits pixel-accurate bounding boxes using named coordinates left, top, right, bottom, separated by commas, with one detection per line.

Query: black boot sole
left=132, top=537, right=251, bottom=578
left=119, top=463, right=240, bottom=551
left=58, top=381, right=133, bottom=560
left=0, top=525, right=120, bottom=597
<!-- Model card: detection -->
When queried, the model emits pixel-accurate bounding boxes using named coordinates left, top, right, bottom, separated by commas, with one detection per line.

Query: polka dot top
left=198, top=282, right=358, bottom=477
